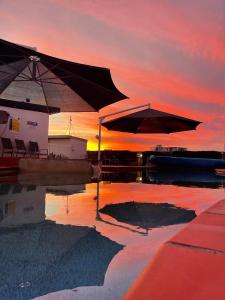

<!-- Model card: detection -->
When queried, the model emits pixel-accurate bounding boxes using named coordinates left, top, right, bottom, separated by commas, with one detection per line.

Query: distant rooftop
left=48, top=135, right=87, bottom=142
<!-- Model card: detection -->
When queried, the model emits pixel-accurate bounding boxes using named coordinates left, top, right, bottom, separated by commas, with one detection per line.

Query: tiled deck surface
left=124, top=199, right=225, bottom=300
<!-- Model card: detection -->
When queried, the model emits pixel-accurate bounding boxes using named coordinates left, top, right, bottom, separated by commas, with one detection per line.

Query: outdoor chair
left=15, top=139, right=27, bottom=157
left=28, top=141, right=48, bottom=158
left=1, top=137, right=14, bottom=157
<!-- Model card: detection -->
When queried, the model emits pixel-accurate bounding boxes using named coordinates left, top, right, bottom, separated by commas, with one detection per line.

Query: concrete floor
left=124, top=199, right=225, bottom=300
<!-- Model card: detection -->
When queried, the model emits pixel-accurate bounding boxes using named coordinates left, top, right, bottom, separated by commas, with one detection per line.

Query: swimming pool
left=0, top=170, right=224, bottom=299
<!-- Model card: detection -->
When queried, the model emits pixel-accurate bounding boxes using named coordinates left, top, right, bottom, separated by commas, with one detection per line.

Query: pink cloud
left=1, top=0, right=224, bottom=150
left=51, top=0, right=225, bottom=64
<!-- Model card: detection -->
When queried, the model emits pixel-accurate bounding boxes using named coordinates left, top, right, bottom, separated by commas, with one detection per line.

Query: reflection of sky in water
left=43, top=179, right=225, bottom=300
left=0, top=173, right=224, bottom=300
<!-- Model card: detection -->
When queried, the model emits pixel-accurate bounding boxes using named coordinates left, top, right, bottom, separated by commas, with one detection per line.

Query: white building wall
left=48, top=138, right=87, bottom=159
left=0, top=106, right=49, bottom=153
left=0, top=185, right=46, bottom=227
left=71, top=139, right=87, bottom=159
left=48, top=139, right=71, bottom=159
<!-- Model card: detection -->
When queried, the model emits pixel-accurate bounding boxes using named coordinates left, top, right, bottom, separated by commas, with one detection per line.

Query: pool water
left=0, top=170, right=224, bottom=300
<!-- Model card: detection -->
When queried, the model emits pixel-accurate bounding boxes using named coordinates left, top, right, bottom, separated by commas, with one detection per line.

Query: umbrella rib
left=135, top=117, right=148, bottom=133
left=0, top=62, right=30, bottom=94
left=36, top=63, right=50, bottom=113
left=0, top=58, right=30, bottom=80
left=97, top=216, right=147, bottom=235
left=35, top=80, right=43, bottom=87
left=38, top=75, right=74, bottom=81
left=0, top=70, right=28, bottom=80
left=13, top=78, right=43, bottom=87
left=13, top=79, right=32, bottom=82
left=105, top=118, right=130, bottom=132
left=0, top=70, right=10, bottom=75
left=0, top=72, right=13, bottom=80
left=38, top=79, right=66, bottom=86
left=15, top=73, right=30, bottom=80
left=36, top=62, right=61, bottom=79
left=27, top=61, right=33, bottom=77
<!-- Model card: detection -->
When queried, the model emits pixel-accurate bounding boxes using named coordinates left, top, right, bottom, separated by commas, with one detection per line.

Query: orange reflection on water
left=44, top=180, right=224, bottom=299
left=46, top=182, right=224, bottom=223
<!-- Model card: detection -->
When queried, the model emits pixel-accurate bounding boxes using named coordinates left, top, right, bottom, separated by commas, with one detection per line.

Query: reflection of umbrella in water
left=95, top=182, right=149, bottom=235
left=99, top=201, right=196, bottom=230
left=0, top=38, right=127, bottom=112
left=0, top=221, right=123, bottom=300
left=46, top=184, right=85, bottom=195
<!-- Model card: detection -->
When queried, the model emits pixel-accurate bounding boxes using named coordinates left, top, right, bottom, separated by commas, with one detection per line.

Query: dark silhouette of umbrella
left=102, top=108, right=201, bottom=133
left=0, top=221, right=123, bottom=300
left=99, top=201, right=196, bottom=230
left=46, top=184, right=85, bottom=195
left=0, top=110, right=9, bottom=124
left=0, top=38, right=127, bottom=112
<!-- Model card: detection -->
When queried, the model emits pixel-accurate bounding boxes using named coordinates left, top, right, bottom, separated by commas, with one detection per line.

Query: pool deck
left=124, top=198, right=225, bottom=300
left=0, top=157, right=93, bottom=175
left=102, top=165, right=154, bottom=172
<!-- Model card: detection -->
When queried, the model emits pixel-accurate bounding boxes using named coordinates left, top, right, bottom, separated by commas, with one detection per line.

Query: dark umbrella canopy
left=102, top=108, right=201, bottom=133
left=99, top=201, right=196, bottom=230
left=0, top=38, right=127, bottom=112
left=0, top=222, right=123, bottom=300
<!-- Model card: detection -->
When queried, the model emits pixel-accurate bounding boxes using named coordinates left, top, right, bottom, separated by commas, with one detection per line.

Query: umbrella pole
left=96, top=181, right=101, bottom=220
left=97, top=117, right=103, bottom=162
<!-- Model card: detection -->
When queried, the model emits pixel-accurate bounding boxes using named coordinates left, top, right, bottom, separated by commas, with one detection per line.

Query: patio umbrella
left=0, top=38, right=127, bottom=112
left=0, top=110, right=9, bottom=124
left=102, top=108, right=201, bottom=133
left=0, top=221, right=123, bottom=300
left=99, top=201, right=196, bottom=230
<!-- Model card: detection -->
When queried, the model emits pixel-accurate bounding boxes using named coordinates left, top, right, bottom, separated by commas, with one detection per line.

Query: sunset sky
left=1, top=0, right=225, bottom=151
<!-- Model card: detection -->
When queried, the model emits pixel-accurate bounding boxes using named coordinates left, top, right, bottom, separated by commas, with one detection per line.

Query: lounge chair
left=28, top=141, right=48, bottom=158
left=15, top=139, right=27, bottom=157
left=1, top=137, right=14, bottom=157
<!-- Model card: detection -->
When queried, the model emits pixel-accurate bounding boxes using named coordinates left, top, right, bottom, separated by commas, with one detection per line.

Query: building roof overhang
left=48, top=135, right=87, bottom=142
left=0, top=98, right=60, bottom=114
